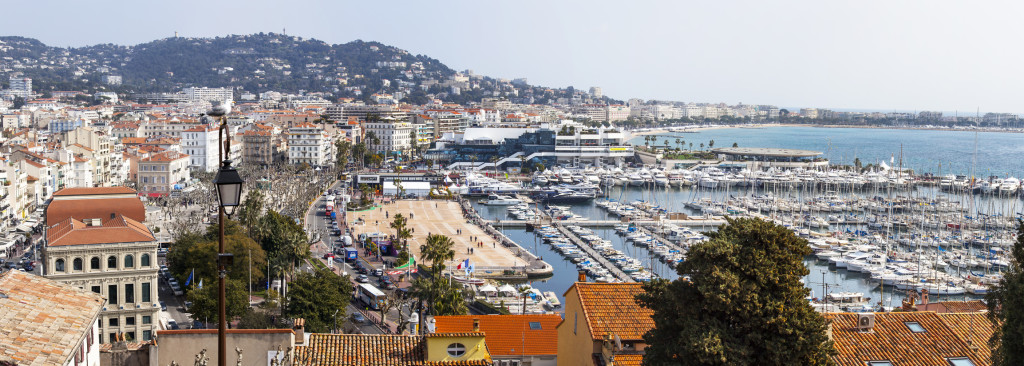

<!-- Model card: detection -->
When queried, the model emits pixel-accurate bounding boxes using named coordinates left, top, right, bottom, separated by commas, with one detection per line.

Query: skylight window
left=529, top=321, right=542, bottom=330
left=905, top=321, right=927, bottom=333
left=947, top=358, right=975, bottom=366
left=867, top=362, right=893, bottom=366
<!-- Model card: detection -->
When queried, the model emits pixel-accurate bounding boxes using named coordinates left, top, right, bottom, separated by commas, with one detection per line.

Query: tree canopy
left=185, top=279, right=250, bottom=325
left=167, top=219, right=267, bottom=289
left=987, top=220, right=1024, bottom=365
left=637, top=217, right=836, bottom=365
left=411, top=234, right=466, bottom=316
left=285, top=269, right=354, bottom=333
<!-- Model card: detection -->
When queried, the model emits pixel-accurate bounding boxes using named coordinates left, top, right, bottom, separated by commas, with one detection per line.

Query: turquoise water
left=629, top=126, right=1024, bottom=177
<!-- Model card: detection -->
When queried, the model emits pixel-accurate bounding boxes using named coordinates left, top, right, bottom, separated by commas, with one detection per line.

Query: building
left=181, top=125, right=220, bottom=172
left=287, top=123, right=333, bottom=166
left=363, top=118, right=412, bottom=154
left=43, top=188, right=158, bottom=344
left=434, top=314, right=561, bottom=366
left=137, top=151, right=190, bottom=197
left=293, top=332, right=492, bottom=366
left=0, top=270, right=105, bottom=366
left=557, top=282, right=654, bottom=366
left=8, top=76, right=32, bottom=98
left=240, top=129, right=275, bottom=166
left=155, top=329, right=296, bottom=366
left=825, top=312, right=992, bottom=366
left=65, top=127, right=114, bottom=186
left=183, top=87, right=232, bottom=104
left=589, top=87, right=602, bottom=99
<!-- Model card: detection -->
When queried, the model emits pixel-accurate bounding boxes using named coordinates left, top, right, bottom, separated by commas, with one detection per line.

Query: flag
left=198, top=279, right=203, bottom=290
left=467, top=260, right=475, bottom=274
left=185, top=268, right=194, bottom=286
left=456, top=259, right=468, bottom=270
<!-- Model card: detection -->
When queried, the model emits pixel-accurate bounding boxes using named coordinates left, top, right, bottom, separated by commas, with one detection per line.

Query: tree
left=335, top=140, right=352, bottom=169
left=167, top=220, right=268, bottom=288
left=987, top=220, right=1024, bottom=365
left=689, top=142, right=693, bottom=151
left=708, top=140, right=715, bottom=150
left=285, top=269, right=353, bottom=333
left=186, top=279, right=250, bottom=325
left=637, top=217, right=836, bottom=365
left=238, top=189, right=265, bottom=235
left=391, top=213, right=412, bottom=263
left=411, top=234, right=467, bottom=316
left=699, top=142, right=704, bottom=151
left=732, top=142, right=738, bottom=148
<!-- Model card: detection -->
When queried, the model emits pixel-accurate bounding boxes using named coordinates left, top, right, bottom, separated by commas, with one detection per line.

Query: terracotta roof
left=434, top=315, right=561, bottom=356
left=610, top=354, right=643, bottom=366
left=47, top=194, right=145, bottom=226
left=825, top=312, right=987, bottom=366
left=22, top=159, right=45, bottom=168
left=0, top=270, right=105, bottom=366
left=46, top=214, right=154, bottom=247
left=571, top=282, right=654, bottom=341
left=141, top=151, right=188, bottom=162
left=938, top=312, right=994, bottom=365
left=939, top=301, right=988, bottom=313
left=54, top=186, right=137, bottom=196
left=293, top=334, right=491, bottom=366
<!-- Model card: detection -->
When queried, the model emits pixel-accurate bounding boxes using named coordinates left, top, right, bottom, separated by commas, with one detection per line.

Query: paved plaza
left=349, top=200, right=524, bottom=269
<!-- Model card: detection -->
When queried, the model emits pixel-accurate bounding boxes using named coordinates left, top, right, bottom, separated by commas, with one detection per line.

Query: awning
left=14, top=222, right=33, bottom=233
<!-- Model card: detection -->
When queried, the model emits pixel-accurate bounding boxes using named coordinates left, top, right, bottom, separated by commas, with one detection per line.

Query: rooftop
left=53, top=186, right=137, bottom=196
left=47, top=214, right=154, bottom=247
left=292, top=334, right=491, bottom=366
left=570, top=282, right=654, bottom=341
left=0, top=271, right=105, bottom=366
left=710, top=147, right=823, bottom=158
left=433, top=314, right=561, bottom=356
left=825, top=312, right=990, bottom=366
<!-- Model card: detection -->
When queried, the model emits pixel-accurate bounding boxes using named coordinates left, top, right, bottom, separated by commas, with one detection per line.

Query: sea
left=470, top=126, right=1024, bottom=311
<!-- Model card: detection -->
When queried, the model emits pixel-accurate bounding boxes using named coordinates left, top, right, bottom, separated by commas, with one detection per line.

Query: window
left=107, top=256, right=117, bottom=269
left=91, top=286, right=101, bottom=294
left=905, top=322, right=926, bottom=333
left=126, top=316, right=136, bottom=325
left=529, top=322, right=542, bottom=330
left=124, top=254, right=134, bottom=268
left=108, top=333, right=115, bottom=343
left=142, top=283, right=151, bottom=303
left=867, top=362, right=893, bottom=366
left=446, top=343, right=466, bottom=357
left=573, top=312, right=578, bottom=335
left=91, top=257, right=100, bottom=270
left=73, top=258, right=83, bottom=271
left=142, top=330, right=152, bottom=341
left=948, top=358, right=975, bottom=366
left=126, top=332, right=135, bottom=341
left=142, top=315, right=151, bottom=324
left=108, top=284, right=118, bottom=305
left=55, top=259, right=65, bottom=272
left=125, top=284, right=135, bottom=303
left=108, top=317, right=119, bottom=326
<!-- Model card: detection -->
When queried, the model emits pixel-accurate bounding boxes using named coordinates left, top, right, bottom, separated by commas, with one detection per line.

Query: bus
left=325, top=200, right=335, bottom=217
left=357, top=283, right=386, bottom=310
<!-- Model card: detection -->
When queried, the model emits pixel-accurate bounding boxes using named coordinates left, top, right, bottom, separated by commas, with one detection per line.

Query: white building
left=364, top=118, right=413, bottom=154
left=8, top=76, right=32, bottom=98
left=183, top=87, right=233, bottom=104
left=287, top=123, right=333, bottom=166
left=182, top=125, right=220, bottom=172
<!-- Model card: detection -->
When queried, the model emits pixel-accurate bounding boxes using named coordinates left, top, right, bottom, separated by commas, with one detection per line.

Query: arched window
left=107, top=256, right=117, bottom=269
left=140, top=254, right=151, bottom=267
left=124, top=255, right=134, bottom=268
left=55, top=259, right=65, bottom=272
left=73, top=258, right=83, bottom=271
left=446, top=343, right=466, bottom=357
left=91, top=257, right=100, bottom=270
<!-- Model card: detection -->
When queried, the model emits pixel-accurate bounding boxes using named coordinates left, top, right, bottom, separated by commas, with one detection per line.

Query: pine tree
left=637, top=217, right=836, bottom=365
left=987, top=220, right=1024, bottom=365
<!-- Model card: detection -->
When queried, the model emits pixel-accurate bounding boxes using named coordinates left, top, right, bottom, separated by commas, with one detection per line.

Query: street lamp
left=214, top=161, right=244, bottom=215
left=208, top=100, right=243, bottom=366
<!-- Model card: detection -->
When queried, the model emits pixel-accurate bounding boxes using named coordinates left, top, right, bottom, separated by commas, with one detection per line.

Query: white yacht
left=482, top=194, right=522, bottom=206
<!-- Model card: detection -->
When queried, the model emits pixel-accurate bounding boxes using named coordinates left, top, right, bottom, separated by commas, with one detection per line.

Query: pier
left=552, top=223, right=634, bottom=283
left=487, top=218, right=726, bottom=228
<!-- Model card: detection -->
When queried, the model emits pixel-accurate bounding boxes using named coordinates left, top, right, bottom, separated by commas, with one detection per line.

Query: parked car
left=351, top=313, right=366, bottom=324
left=372, top=269, right=384, bottom=277
left=356, top=274, right=369, bottom=283
left=160, top=301, right=167, bottom=311
left=167, top=320, right=179, bottom=330
left=192, top=320, right=205, bottom=329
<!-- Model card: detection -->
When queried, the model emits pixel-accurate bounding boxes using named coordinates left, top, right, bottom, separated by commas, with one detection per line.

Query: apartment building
left=43, top=187, right=158, bottom=344
left=240, top=129, right=275, bottom=166
left=183, top=87, right=233, bottom=104
left=181, top=125, right=220, bottom=172
left=137, top=151, right=190, bottom=197
left=287, top=123, right=333, bottom=166
left=364, top=118, right=412, bottom=154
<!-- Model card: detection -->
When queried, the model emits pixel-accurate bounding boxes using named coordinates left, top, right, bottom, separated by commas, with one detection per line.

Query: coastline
left=626, top=123, right=1023, bottom=137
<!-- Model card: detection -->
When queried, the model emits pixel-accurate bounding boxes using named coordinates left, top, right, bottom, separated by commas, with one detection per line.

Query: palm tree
left=689, top=142, right=693, bottom=151
left=699, top=142, right=705, bottom=151
left=674, top=138, right=681, bottom=151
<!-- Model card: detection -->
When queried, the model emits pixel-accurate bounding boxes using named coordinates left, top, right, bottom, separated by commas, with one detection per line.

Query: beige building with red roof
left=557, top=282, right=653, bottom=366
left=825, top=311, right=992, bottom=366
left=0, top=270, right=105, bottom=366
left=43, top=187, right=159, bottom=344
left=137, top=151, right=189, bottom=198
left=435, top=314, right=561, bottom=366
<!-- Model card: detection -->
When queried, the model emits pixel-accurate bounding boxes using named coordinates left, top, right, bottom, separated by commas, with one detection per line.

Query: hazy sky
left=4, top=0, right=1023, bottom=113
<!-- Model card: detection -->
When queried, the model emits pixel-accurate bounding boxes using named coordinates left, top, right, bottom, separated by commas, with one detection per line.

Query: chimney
left=921, top=288, right=929, bottom=305
left=578, top=270, right=587, bottom=282
left=472, top=318, right=480, bottom=332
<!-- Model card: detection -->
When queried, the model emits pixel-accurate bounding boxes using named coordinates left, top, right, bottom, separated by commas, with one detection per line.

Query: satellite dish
left=614, top=334, right=622, bottom=350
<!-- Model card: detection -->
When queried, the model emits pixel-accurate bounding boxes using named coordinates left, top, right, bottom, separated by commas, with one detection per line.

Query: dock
left=487, top=218, right=726, bottom=228
left=552, top=223, right=634, bottom=283
left=634, top=225, right=688, bottom=257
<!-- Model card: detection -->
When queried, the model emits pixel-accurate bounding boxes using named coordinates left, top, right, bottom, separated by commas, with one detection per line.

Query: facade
left=364, top=118, right=413, bottom=154
left=181, top=125, right=219, bottom=172
left=240, top=129, right=275, bottom=166
left=155, top=329, right=295, bottom=366
left=43, top=188, right=157, bottom=344
left=183, top=87, right=233, bottom=104
left=0, top=270, right=105, bottom=366
left=8, top=76, right=32, bottom=98
left=287, top=123, right=332, bottom=166
left=137, top=151, right=190, bottom=197
left=557, top=282, right=653, bottom=366
left=64, top=127, right=113, bottom=186
left=434, top=315, right=561, bottom=366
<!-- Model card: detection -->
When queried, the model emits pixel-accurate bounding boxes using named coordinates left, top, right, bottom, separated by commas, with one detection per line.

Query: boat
left=543, top=291, right=561, bottom=308
left=481, top=194, right=522, bottom=206
left=451, top=275, right=486, bottom=285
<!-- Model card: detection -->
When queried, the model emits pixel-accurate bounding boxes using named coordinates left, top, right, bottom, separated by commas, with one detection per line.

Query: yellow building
left=293, top=331, right=491, bottom=366
left=557, top=282, right=654, bottom=366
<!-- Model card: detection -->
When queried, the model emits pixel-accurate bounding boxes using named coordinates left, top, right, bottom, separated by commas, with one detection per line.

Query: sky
left=3, top=0, right=1023, bottom=113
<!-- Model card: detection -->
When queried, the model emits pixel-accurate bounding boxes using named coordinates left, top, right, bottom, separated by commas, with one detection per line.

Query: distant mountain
left=0, top=33, right=458, bottom=99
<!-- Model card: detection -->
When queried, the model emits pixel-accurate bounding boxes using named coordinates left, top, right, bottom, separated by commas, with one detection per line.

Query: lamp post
left=210, top=101, right=243, bottom=366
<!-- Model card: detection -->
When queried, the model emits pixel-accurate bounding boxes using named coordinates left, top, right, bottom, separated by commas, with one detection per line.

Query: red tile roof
left=434, top=314, right=561, bottom=356
left=571, top=282, right=654, bottom=341
left=825, top=312, right=988, bottom=366
left=46, top=214, right=154, bottom=247
left=0, top=270, right=105, bottom=366
left=140, top=151, right=188, bottom=162
left=47, top=195, right=145, bottom=226
left=54, top=187, right=137, bottom=196
left=938, top=312, right=994, bottom=365
left=292, top=334, right=492, bottom=366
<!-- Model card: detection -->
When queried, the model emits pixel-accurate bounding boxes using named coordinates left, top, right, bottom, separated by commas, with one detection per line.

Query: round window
left=447, top=343, right=466, bottom=357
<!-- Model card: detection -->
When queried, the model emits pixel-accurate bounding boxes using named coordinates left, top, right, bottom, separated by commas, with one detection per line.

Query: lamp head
left=214, top=160, right=244, bottom=215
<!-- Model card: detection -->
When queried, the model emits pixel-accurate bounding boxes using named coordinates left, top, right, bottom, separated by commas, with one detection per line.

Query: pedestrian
left=493, top=242, right=496, bottom=248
